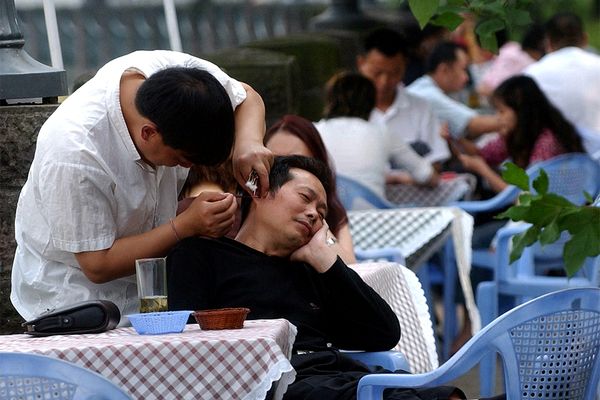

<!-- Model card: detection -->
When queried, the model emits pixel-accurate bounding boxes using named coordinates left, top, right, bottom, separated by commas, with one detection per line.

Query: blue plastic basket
left=127, top=311, right=192, bottom=335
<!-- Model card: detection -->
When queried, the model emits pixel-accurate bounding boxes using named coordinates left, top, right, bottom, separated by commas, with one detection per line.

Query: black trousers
left=283, top=350, right=463, bottom=400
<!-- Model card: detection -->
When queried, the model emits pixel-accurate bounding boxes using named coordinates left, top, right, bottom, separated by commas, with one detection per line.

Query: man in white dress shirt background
left=524, top=12, right=600, bottom=135
left=357, top=28, right=450, bottom=171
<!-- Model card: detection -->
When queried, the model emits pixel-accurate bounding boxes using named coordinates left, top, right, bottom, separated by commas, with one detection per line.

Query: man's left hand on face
left=232, top=140, right=274, bottom=198
left=290, top=221, right=338, bottom=273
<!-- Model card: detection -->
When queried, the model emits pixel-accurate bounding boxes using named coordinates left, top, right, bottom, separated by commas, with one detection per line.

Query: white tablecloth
left=0, top=319, right=297, bottom=400
left=349, top=207, right=480, bottom=334
left=350, top=262, right=438, bottom=373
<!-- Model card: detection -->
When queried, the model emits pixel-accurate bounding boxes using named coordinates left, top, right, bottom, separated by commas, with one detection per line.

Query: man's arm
left=465, top=114, right=502, bottom=139
left=291, top=223, right=400, bottom=351
left=75, top=191, right=237, bottom=283
left=230, top=83, right=274, bottom=197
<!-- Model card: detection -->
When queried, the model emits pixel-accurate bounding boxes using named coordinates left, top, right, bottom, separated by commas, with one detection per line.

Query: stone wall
left=0, top=105, right=58, bottom=333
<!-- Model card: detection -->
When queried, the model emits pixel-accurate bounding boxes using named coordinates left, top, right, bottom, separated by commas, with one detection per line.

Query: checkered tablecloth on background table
left=0, top=319, right=297, bottom=400
left=385, top=174, right=476, bottom=207
left=350, top=262, right=438, bottom=373
left=349, top=207, right=481, bottom=334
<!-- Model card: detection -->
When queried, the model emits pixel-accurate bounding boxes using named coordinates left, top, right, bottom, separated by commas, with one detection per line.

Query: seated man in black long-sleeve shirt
left=167, top=155, right=466, bottom=400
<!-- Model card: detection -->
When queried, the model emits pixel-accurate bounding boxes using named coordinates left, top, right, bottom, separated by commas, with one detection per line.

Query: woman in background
left=265, top=115, right=356, bottom=264
left=456, top=74, right=584, bottom=194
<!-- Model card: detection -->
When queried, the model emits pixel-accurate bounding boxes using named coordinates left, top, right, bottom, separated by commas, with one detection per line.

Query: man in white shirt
left=524, top=12, right=600, bottom=134
left=407, top=42, right=501, bottom=139
left=357, top=28, right=450, bottom=169
left=11, top=50, right=273, bottom=324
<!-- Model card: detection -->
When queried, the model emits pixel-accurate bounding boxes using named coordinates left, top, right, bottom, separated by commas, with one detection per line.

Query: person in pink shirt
left=449, top=75, right=585, bottom=352
left=477, top=25, right=546, bottom=98
left=455, top=74, right=584, bottom=193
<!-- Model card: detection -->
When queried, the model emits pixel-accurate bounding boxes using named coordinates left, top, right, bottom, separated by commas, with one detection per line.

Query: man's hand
left=232, top=139, right=274, bottom=198
left=177, top=191, right=237, bottom=238
left=290, top=221, right=338, bottom=273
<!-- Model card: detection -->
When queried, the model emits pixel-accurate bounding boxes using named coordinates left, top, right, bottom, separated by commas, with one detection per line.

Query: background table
left=0, top=319, right=297, bottom=400
left=385, top=173, right=476, bottom=207
left=350, top=262, right=438, bottom=373
left=349, top=207, right=480, bottom=333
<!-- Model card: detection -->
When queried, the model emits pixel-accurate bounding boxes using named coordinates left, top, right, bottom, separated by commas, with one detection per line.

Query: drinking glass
left=135, top=257, right=168, bottom=313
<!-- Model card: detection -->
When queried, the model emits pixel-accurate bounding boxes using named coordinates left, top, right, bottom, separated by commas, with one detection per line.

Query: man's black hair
left=425, top=41, right=466, bottom=73
left=135, top=67, right=235, bottom=166
left=545, top=12, right=585, bottom=49
left=363, top=27, right=409, bottom=57
left=240, top=155, right=331, bottom=222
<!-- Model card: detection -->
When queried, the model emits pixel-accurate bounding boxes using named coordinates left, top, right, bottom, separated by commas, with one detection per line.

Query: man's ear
left=140, top=123, right=159, bottom=142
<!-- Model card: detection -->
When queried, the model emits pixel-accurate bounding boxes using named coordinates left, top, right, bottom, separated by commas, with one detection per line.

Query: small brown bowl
left=193, top=307, right=250, bottom=330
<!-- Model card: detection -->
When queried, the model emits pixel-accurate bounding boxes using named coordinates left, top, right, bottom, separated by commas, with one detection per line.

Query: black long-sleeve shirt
left=167, top=237, right=400, bottom=352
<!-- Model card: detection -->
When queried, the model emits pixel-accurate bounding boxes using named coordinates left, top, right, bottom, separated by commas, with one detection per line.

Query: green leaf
left=408, top=0, right=440, bottom=28
left=584, top=191, right=594, bottom=204
left=475, top=17, right=505, bottom=37
left=539, top=219, right=560, bottom=246
left=432, top=12, right=464, bottom=31
left=510, top=225, right=540, bottom=264
left=480, top=2, right=506, bottom=16
left=517, top=192, right=534, bottom=207
left=559, top=207, right=600, bottom=236
left=496, top=204, right=530, bottom=221
left=505, top=8, right=532, bottom=26
left=532, top=169, right=549, bottom=195
left=501, top=162, right=529, bottom=191
left=478, top=33, right=498, bottom=53
left=563, top=229, right=600, bottom=277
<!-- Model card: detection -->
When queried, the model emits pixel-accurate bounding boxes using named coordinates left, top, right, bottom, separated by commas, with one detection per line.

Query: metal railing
left=16, top=2, right=325, bottom=89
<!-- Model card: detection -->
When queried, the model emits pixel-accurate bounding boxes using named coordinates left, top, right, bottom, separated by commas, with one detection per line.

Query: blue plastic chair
left=0, top=352, right=132, bottom=400
left=344, top=351, right=411, bottom=373
left=335, top=174, right=395, bottom=211
left=357, top=287, right=600, bottom=400
left=338, top=174, right=457, bottom=361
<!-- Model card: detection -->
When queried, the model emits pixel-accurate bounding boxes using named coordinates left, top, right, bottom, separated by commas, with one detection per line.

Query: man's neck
left=235, top=222, right=293, bottom=258
left=376, top=90, right=397, bottom=113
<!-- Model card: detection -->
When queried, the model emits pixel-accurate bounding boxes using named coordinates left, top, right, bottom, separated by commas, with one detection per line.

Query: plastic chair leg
left=441, top=239, right=457, bottom=361
left=477, top=281, right=499, bottom=397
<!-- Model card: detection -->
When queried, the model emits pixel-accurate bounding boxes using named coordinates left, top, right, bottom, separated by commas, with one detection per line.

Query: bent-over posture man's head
left=133, top=67, right=236, bottom=167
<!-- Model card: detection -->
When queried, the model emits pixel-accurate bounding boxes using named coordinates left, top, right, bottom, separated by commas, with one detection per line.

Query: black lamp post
left=311, top=0, right=382, bottom=31
left=0, top=0, right=67, bottom=103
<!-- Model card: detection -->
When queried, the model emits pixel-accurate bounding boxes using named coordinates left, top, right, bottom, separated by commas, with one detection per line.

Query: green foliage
left=406, top=0, right=535, bottom=52
left=497, top=162, right=600, bottom=277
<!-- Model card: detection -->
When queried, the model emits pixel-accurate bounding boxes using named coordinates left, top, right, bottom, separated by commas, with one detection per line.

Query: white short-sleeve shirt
left=11, top=50, right=246, bottom=324
left=524, top=47, right=600, bottom=133
left=315, top=117, right=433, bottom=197
left=406, top=75, right=477, bottom=139
left=370, top=86, right=450, bottom=164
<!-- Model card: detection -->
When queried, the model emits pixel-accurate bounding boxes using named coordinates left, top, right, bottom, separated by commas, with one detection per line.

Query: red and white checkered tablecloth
left=0, top=319, right=297, bottom=400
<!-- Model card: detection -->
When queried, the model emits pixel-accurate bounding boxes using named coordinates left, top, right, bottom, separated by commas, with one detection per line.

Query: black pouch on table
left=22, top=300, right=120, bottom=336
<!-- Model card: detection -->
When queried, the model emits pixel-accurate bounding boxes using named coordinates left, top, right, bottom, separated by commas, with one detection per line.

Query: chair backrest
left=465, top=288, right=600, bottom=399
left=0, top=352, right=132, bottom=400
left=357, top=288, right=600, bottom=400
left=525, top=153, right=600, bottom=205
left=336, top=175, right=394, bottom=211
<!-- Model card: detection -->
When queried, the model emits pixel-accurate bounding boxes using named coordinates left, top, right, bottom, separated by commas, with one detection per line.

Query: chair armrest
left=342, top=351, right=410, bottom=373
left=355, top=248, right=405, bottom=264
left=451, top=185, right=519, bottom=214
